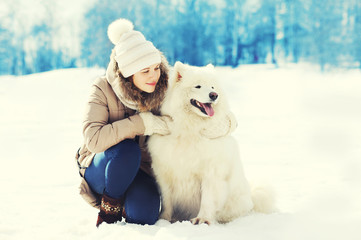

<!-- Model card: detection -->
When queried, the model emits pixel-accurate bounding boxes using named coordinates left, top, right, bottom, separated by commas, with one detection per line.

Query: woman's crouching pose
left=75, top=18, right=171, bottom=227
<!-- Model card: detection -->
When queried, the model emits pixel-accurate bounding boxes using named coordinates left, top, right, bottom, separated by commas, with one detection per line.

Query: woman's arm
left=82, top=84, right=145, bottom=153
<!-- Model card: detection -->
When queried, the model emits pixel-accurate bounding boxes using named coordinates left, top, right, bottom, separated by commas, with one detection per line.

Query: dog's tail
left=250, top=183, right=277, bottom=213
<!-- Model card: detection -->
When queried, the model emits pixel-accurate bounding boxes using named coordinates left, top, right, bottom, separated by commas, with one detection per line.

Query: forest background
left=1, top=0, right=360, bottom=76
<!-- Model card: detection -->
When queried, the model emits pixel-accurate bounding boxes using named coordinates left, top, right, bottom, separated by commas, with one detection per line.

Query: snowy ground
left=0, top=65, right=360, bottom=240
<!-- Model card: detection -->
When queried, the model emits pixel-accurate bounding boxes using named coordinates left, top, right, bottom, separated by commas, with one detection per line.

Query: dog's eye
left=195, top=85, right=201, bottom=89
left=212, top=87, right=214, bottom=89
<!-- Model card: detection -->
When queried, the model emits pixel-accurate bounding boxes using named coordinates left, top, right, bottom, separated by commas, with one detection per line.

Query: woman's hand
left=139, top=112, right=172, bottom=136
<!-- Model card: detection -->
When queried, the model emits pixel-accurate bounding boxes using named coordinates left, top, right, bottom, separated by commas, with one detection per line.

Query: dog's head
left=163, top=61, right=225, bottom=118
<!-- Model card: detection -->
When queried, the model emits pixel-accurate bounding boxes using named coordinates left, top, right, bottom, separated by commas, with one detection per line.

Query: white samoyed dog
left=148, top=62, right=275, bottom=225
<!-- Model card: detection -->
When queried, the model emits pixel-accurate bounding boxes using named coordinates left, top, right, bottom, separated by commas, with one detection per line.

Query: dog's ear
left=174, top=61, right=185, bottom=82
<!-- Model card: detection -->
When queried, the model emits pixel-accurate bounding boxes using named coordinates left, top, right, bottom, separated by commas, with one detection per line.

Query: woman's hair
left=112, top=51, right=169, bottom=112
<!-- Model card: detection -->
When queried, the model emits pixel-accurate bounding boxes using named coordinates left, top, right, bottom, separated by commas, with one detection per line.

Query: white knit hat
left=107, top=19, right=161, bottom=78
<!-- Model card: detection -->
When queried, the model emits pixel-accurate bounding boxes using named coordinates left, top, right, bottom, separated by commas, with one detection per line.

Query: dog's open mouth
left=190, top=99, right=215, bottom=117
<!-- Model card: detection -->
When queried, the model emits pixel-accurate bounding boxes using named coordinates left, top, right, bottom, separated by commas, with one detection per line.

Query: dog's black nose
left=209, top=92, right=218, bottom=101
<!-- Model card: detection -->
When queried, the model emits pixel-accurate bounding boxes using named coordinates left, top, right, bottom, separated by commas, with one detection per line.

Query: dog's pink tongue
left=201, top=103, right=214, bottom=117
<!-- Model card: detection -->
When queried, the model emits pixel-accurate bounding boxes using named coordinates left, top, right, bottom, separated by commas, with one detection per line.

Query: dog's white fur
left=148, top=62, right=275, bottom=224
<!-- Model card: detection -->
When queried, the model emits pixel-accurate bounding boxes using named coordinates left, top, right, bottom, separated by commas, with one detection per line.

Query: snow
left=1, top=65, right=360, bottom=239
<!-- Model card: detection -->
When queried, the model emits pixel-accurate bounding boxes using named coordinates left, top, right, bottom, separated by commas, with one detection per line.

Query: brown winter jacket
left=76, top=51, right=169, bottom=208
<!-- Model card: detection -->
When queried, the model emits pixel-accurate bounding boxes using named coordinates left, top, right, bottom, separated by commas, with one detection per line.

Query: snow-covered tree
left=310, top=0, right=345, bottom=70
left=353, top=0, right=361, bottom=68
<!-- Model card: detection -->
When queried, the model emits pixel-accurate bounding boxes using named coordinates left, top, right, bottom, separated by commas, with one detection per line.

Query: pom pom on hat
left=106, top=18, right=161, bottom=78
left=107, top=18, right=134, bottom=45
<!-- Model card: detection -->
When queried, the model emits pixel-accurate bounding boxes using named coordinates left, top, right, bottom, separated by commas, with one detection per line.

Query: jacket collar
left=106, top=60, right=139, bottom=110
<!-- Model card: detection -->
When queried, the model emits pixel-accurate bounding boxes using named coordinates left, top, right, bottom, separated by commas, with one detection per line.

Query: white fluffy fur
left=148, top=62, right=276, bottom=224
left=107, top=18, right=134, bottom=45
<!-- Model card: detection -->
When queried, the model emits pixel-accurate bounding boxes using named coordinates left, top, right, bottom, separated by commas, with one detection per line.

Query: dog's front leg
left=159, top=185, right=174, bottom=222
left=191, top=178, right=227, bottom=225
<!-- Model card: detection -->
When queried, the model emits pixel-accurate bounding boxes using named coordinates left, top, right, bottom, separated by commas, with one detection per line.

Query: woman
left=75, top=19, right=171, bottom=227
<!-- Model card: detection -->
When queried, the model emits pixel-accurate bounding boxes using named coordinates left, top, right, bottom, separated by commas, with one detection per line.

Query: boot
left=96, top=194, right=124, bottom=227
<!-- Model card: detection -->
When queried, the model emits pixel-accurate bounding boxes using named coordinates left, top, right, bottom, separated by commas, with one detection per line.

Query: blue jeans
left=84, top=139, right=160, bottom=225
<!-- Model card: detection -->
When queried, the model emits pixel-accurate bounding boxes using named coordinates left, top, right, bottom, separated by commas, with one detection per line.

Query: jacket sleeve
left=82, top=84, right=145, bottom=153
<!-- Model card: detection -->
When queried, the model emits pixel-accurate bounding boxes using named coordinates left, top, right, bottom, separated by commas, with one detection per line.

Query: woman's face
left=132, top=63, right=161, bottom=93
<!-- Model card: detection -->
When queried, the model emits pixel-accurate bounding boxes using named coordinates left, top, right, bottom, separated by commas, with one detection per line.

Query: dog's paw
left=190, top=217, right=212, bottom=225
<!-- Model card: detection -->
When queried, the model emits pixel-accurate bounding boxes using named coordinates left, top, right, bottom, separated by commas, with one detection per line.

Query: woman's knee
left=104, top=139, right=141, bottom=167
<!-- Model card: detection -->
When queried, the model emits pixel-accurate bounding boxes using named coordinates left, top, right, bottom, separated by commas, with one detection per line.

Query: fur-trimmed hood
left=106, top=50, right=169, bottom=112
